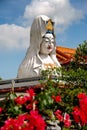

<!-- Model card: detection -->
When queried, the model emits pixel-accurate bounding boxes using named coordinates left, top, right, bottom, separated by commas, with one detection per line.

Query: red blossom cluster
left=14, top=88, right=37, bottom=110
left=0, top=88, right=46, bottom=130
left=0, top=110, right=46, bottom=130
left=1, top=88, right=87, bottom=129
left=52, top=95, right=62, bottom=103
left=54, top=109, right=71, bottom=128
left=15, top=89, right=35, bottom=105
left=52, top=95, right=71, bottom=128
left=72, top=93, right=87, bottom=126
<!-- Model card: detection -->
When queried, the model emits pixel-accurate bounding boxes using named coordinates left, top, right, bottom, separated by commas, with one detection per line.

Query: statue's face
left=40, top=33, right=55, bottom=55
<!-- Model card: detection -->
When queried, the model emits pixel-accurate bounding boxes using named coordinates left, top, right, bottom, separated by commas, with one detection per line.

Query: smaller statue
left=17, top=15, right=61, bottom=78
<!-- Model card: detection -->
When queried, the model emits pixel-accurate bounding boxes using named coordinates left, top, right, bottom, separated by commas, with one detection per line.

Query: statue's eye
left=42, top=36, right=55, bottom=44
left=51, top=39, right=54, bottom=43
left=45, top=38, right=49, bottom=42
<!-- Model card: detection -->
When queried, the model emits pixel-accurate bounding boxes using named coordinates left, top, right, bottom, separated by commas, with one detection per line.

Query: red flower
left=26, top=103, right=33, bottom=110
left=72, top=93, right=87, bottom=126
left=54, top=109, right=63, bottom=121
left=78, top=93, right=87, bottom=125
left=26, top=88, right=35, bottom=97
left=0, top=118, right=15, bottom=130
left=77, top=93, right=87, bottom=99
left=14, top=95, right=27, bottom=105
left=16, top=113, right=29, bottom=127
left=54, top=110, right=71, bottom=128
left=0, top=112, right=46, bottom=130
left=0, top=107, right=3, bottom=114
left=79, top=110, right=87, bottom=126
left=28, top=110, right=46, bottom=130
left=72, top=105, right=87, bottom=126
left=64, top=113, right=71, bottom=128
left=55, top=95, right=62, bottom=102
left=52, top=95, right=62, bottom=103
left=72, top=106, right=80, bottom=123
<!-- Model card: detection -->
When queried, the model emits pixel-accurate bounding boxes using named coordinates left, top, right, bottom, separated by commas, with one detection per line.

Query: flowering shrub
left=0, top=68, right=87, bottom=130
left=0, top=88, right=46, bottom=130
left=0, top=88, right=87, bottom=130
left=72, top=93, right=87, bottom=127
left=0, top=111, right=46, bottom=130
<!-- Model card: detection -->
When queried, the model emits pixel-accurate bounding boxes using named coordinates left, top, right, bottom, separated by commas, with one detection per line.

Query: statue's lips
left=47, top=46, right=52, bottom=49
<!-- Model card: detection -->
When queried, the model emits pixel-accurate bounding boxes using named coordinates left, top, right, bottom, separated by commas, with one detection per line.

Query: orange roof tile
left=56, top=46, right=76, bottom=65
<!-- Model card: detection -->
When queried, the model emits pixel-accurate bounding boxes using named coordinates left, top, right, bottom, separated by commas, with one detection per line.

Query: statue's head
left=29, top=15, right=56, bottom=56
left=40, top=33, right=55, bottom=55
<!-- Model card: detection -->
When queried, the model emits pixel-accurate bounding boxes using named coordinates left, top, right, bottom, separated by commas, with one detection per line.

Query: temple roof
left=56, top=46, right=76, bottom=65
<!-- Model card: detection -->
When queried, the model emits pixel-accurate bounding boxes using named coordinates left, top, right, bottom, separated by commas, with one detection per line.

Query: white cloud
left=0, top=24, right=30, bottom=50
left=0, top=0, right=85, bottom=51
left=23, top=0, right=84, bottom=32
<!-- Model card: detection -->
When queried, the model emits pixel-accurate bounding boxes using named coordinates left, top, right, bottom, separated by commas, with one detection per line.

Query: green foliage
left=61, top=67, right=87, bottom=88
left=4, top=93, right=23, bottom=117
left=74, top=40, right=87, bottom=69
left=75, top=40, right=87, bottom=57
left=36, top=78, right=63, bottom=113
left=81, top=126, right=87, bottom=130
left=0, top=92, right=23, bottom=126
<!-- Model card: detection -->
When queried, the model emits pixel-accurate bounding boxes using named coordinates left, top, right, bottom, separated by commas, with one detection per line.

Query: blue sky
left=0, top=0, right=87, bottom=79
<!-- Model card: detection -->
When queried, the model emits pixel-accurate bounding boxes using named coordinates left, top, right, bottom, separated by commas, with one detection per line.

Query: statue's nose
left=48, top=44, right=52, bottom=49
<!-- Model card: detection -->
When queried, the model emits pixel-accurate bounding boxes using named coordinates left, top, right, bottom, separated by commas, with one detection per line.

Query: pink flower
left=64, top=113, right=71, bottom=128
left=54, top=110, right=71, bottom=128
left=54, top=110, right=63, bottom=121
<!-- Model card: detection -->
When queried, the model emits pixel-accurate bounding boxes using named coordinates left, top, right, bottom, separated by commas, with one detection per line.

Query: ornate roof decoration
left=46, top=19, right=54, bottom=35
left=56, top=46, right=76, bottom=65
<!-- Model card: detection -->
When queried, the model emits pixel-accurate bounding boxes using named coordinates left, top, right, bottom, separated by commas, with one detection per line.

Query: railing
left=0, top=77, right=43, bottom=94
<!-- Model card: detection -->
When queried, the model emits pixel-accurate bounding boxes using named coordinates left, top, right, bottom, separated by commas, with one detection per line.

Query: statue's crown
left=46, top=19, right=54, bottom=31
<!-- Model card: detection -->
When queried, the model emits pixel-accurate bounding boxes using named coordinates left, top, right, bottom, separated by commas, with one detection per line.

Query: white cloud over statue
left=0, top=0, right=84, bottom=51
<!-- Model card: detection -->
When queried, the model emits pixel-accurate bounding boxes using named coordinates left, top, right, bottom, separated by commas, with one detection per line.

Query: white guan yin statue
left=17, top=15, right=61, bottom=78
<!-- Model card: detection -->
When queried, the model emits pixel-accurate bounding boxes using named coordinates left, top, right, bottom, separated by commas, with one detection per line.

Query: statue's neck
left=39, top=53, right=54, bottom=64
left=40, top=53, right=49, bottom=58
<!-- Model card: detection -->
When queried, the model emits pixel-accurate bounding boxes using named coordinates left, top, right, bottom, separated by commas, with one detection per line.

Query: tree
left=74, top=40, right=87, bottom=68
